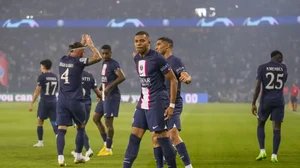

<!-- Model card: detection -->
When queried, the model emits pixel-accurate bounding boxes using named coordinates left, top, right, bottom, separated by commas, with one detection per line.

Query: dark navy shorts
left=166, top=106, right=182, bottom=131
left=95, top=95, right=120, bottom=118
left=258, top=104, right=284, bottom=122
left=56, top=96, right=86, bottom=126
left=37, top=100, right=57, bottom=121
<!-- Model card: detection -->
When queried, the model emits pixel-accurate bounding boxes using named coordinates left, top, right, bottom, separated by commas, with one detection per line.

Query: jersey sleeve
left=37, top=75, right=43, bottom=86
left=256, top=65, right=263, bottom=81
left=90, top=74, right=98, bottom=89
left=112, top=61, right=121, bottom=72
left=157, top=55, right=171, bottom=75
left=75, top=57, right=89, bottom=68
left=172, top=58, right=186, bottom=76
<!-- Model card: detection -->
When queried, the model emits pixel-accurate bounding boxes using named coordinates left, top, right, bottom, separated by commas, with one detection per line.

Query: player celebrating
left=252, top=50, right=288, bottom=163
left=155, top=37, right=193, bottom=168
left=71, top=70, right=102, bottom=159
left=29, top=59, right=58, bottom=147
left=290, top=83, right=299, bottom=111
left=123, top=31, right=178, bottom=168
left=56, top=35, right=102, bottom=166
left=93, top=45, right=126, bottom=156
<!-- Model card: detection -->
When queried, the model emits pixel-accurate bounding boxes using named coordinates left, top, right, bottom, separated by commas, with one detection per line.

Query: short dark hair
left=101, top=45, right=111, bottom=51
left=135, top=31, right=149, bottom=37
left=157, top=37, right=174, bottom=47
left=69, top=42, right=85, bottom=51
left=271, top=50, right=282, bottom=57
left=40, top=59, right=52, bottom=70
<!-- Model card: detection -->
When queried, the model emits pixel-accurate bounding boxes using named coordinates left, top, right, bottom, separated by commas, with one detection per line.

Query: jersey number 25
left=265, top=72, right=284, bottom=90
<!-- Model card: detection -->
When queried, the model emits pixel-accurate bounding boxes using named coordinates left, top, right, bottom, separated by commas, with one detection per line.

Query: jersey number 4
left=61, top=68, right=70, bottom=84
left=265, top=72, right=284, bottom=90
left=45, top=82, right=57, bottom=95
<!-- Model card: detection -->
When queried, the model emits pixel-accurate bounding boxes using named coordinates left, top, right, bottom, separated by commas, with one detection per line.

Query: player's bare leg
left=57, top=125, right=67, bottom=166
left=33, top=118, right=44, bottom=147
left=153, top=131, right=177, bottom=168
left=99, top=117, right=114, bottom=156
left=169, top=128, right=192, bottom=168
left=271, top=121, right=281, bottom=162
left=73, top=123, right=87, bottom=164
left=256, top=119, right=267, bottom=160
left=93, top=113, right=107, bottom=155
left=123, top=127, right=145, bottom=168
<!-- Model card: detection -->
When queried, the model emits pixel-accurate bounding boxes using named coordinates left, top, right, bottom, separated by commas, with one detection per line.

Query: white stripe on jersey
left=101, top=64, right=108, bottom=100
left=102, top=64, right=107, bottom=75
left=141, top=87, right=150, bottom=109
left=102, top=83, right=106, bottom=100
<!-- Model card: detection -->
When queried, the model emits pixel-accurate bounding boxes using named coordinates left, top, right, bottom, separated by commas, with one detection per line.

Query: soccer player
left=155, top=37, right=193, bottom=168
left=71, top=70, right=102, bottom=158
left=252, top=50, right=288, bottom=163
left=29, top=59, right=58, bottom=147
left=56, top=35, right=102, bottom=166
left=290, top=83, right=299, bottom=111
left=123, top=31, right=178, bottom=168
left=93, top=45, right=126, bottom=156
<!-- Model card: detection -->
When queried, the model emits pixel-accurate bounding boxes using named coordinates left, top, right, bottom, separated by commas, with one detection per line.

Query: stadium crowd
left=1, top=27, right=300, bottom=102
left=1, top=0, right=300, bottom=102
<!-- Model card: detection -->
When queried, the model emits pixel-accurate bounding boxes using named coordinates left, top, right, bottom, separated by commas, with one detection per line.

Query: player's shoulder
left=169, top=55, right=182, bottom=62
left=110, top=58, right=120, bottom=64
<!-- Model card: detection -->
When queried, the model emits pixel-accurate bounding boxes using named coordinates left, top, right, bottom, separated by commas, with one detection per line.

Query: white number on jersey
left=45, top=81, right=58, bottom=95
left=82, top=88, right=86, bottom=97
left=61, top=68, right=70, bottom=84
left=265, top=72, right=284, bottom=90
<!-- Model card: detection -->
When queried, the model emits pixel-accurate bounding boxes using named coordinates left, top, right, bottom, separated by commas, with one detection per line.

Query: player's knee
left=93, top=113, right=100, bottom=123
left=37, top=118, right=44, bottom=126
left=169, top=129, right=180, bottom=143
left=58, top=125, right=67, bottom=130
left=272, top=121, right=281, bottom=130
left=151, top=133, right=159, bottom=146
left=257, top=120, right=266, bottom=127
left=131, top=127, right=145, bottom=139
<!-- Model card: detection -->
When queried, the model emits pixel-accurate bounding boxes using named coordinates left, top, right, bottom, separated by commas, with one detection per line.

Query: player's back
left=39, top=72, right=58, bottom=102
left=165, top=55, right=184, bottom=105
left=101, top=58, right=120, bottom=96
left=82, top=70, right=97, bottom=103
left=59, top=55, right=87, bottom=100
left=259, top=61, right=288, bottom=106
left=134, top=49, right=170, bottom=109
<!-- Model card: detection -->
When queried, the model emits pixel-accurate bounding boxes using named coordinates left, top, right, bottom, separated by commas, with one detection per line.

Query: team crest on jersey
left=138, top=60, right=146, bottom=77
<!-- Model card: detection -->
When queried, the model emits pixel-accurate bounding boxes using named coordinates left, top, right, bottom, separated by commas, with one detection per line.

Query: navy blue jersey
left=82, top=71, right=97, bottom=103
left=134, top=49, right=171, bottom=109
left=257, top=61, right=288, bottom=106
left=165, top=55, right=186, bottom=107
left=37, top=72, right=58, bottom=101
left=58, top=56, right=89, bottom=100
left=101, top=58, right=121, bottom=99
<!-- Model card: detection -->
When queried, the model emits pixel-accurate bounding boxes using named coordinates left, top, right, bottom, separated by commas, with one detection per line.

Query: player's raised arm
left=29, top=76, right=42, bottom=111
left=252, top=66, right=262, bottom=116
left=85, top=35, right=102, bottom=65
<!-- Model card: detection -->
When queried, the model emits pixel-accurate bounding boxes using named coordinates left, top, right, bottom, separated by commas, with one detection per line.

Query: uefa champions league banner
left=0, top=16, right=299, bottom=28
left=0, top=93, right=208, bottom=104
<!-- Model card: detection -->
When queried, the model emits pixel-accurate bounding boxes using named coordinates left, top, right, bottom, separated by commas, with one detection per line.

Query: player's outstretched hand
left=164, top=107, right=174, bottom=120
left=252, top=104, right=257, bottom=116
left=29, top=104, right=33, bottom=112
left=86, top=35, right=94, bottom=47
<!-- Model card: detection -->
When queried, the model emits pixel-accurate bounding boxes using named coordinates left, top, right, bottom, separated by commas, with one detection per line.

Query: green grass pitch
left=0, top=102, right=300, bottom=168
